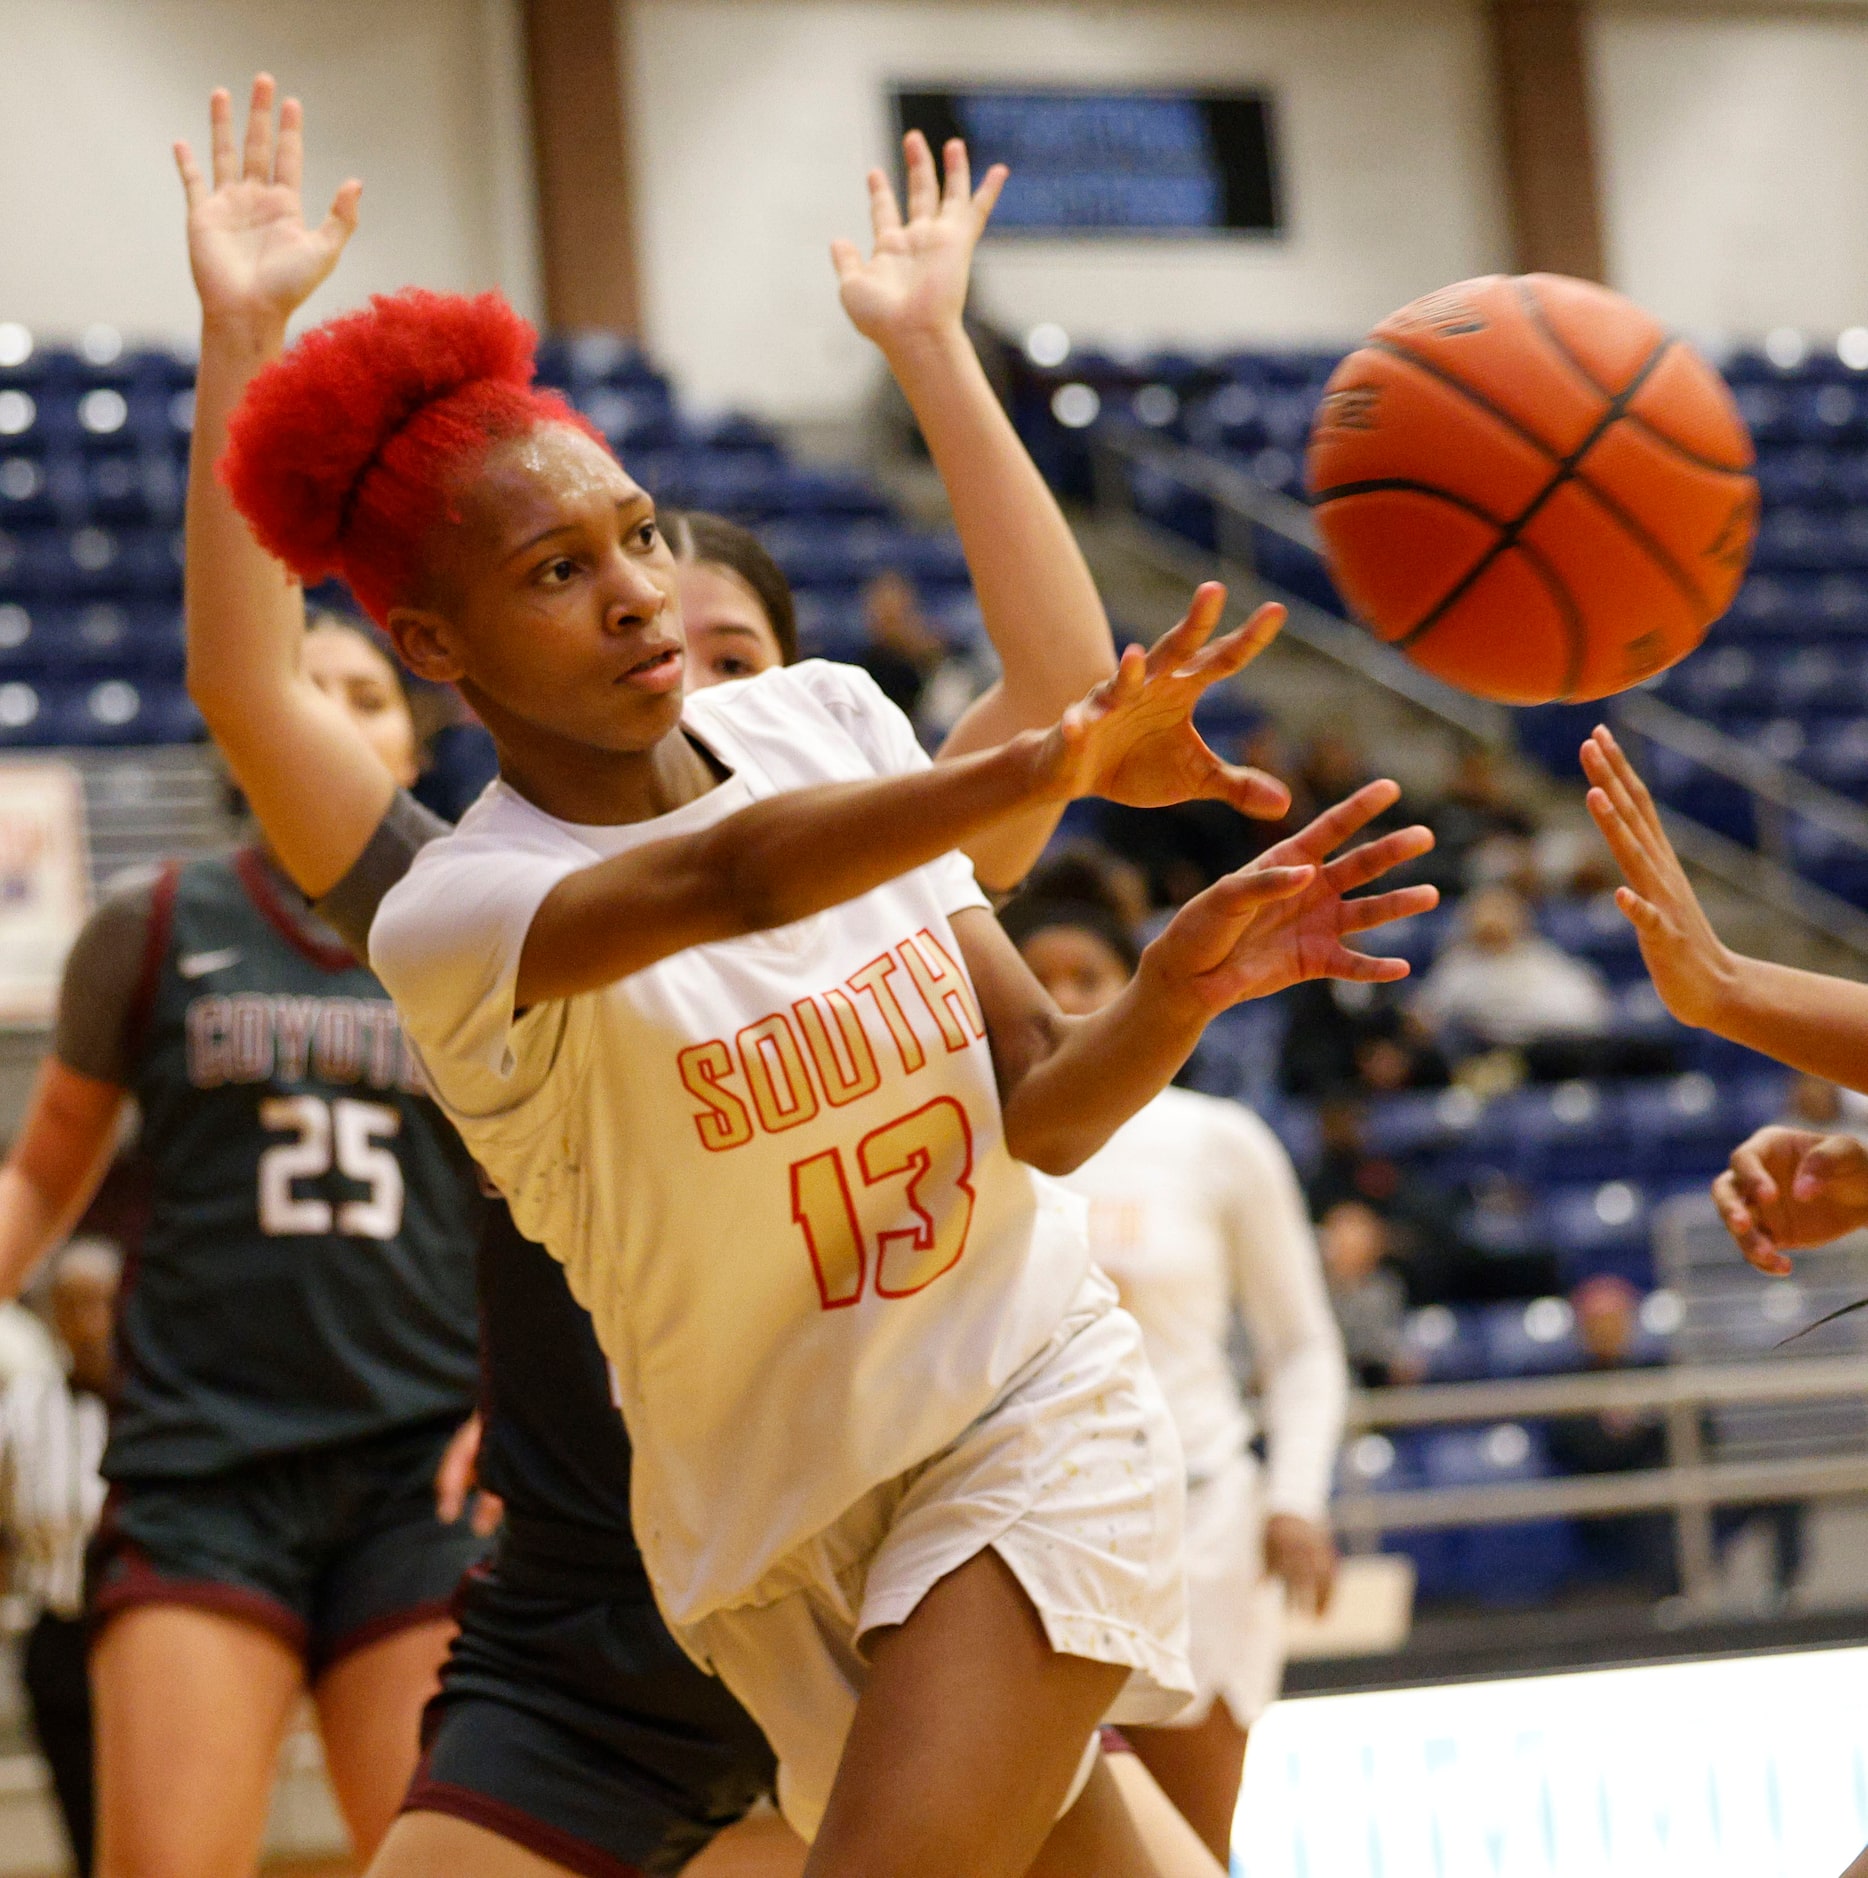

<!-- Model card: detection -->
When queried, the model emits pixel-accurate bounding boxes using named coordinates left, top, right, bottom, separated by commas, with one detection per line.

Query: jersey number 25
left=258, top=1095, right=406, bottom=1240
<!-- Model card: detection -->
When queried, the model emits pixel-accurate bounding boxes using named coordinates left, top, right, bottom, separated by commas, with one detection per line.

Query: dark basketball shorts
left=90, top=1416, right=488, bottom=1674
left=405, top=1535, right=777, bottom=1878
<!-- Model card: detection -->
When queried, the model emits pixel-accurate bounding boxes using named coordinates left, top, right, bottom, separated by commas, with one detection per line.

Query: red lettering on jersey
left=678, top=1040, right=754, bottom=1151
left=791, top=1147, right=865, bottom=1308
left=860, top=1096, right=976, bottom=1297
left=898, top=929, right=984, bottom=1052
left=792, top=991, right=881, bottom=1108
left=737, top=1013, right=821, bottom=1134
left=847, top=953, right=926, bottom=1075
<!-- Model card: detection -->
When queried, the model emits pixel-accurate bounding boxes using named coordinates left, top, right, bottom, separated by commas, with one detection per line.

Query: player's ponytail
left=221, top=289, right=602, bottom=625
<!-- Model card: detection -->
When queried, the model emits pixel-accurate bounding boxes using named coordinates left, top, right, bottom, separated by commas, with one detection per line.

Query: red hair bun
left=222, top=288, right=602, bottom=624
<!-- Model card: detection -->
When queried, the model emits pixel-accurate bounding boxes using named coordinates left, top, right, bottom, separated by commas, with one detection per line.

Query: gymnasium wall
left=0, top=0, right=541, bottom=341
left=1590, top=5, right=1868, bottom=341
left=627, top=0, right=1511, bottom=420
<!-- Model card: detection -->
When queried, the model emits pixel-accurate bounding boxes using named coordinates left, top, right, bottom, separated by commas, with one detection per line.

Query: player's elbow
left=1003, top=1118, right=1093, bottom=1178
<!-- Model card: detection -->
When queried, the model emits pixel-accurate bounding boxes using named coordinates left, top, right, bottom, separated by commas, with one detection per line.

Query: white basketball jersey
left=373, top=663, right=1090, bottom=1620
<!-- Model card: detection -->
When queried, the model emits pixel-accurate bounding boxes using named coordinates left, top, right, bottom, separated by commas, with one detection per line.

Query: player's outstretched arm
left=1711, top=1125, right=1868, bottom=1276
left=176, top=76, right=386, bottom=897
left=962, top=781, right=1437, bottom=1176
left=1584, top=723, right=1868, bottom=1093
left=511, top=584, right=1285, bottom=1004
left=0, top=1064, right=125, bottom=1302
left=834, top=133, right=1186, bottom=888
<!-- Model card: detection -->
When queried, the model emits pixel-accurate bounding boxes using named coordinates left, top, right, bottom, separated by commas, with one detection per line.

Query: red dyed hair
left=221, top=289, right=605, bottom=625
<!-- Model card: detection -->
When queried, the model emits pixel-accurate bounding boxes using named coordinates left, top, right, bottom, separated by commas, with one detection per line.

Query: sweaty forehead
left=466, top=423, right=642, bottom=545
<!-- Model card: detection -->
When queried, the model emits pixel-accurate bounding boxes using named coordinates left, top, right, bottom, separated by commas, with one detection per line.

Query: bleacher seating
left=0, top=323, right=988, bottom=743
left=1009, top=323, right=1868, bottom=913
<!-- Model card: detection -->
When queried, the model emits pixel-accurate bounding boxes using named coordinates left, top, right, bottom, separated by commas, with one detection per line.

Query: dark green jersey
left=71, top=848, right=482, bottom=1480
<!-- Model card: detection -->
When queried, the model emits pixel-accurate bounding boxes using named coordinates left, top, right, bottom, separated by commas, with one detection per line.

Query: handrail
left=1334, top=1452, right=1868, bottom=1536
left=1335, top=1349, right=1868, bottom=1601
left=1348, top=1351, right=1868, bottom=1426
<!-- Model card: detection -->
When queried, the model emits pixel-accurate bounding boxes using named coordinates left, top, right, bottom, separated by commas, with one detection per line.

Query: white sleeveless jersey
left=372, top=663, right=1090, bottom=1621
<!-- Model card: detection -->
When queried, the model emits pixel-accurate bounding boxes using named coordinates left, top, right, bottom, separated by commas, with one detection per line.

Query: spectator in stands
left=1423, top=745, right=1538, bottom=893
left=1783, top=1071, right=1868, bottom=1139
left=1307, top=1101, right=1559, bottom=1305
left=854, top=568, right=946, bottom=719
left=1317, top=1200, right=1419, bottom=1387
left=1413, top=885, right=1612, bottom=1058
left=1545, top=1275, right=1674, bottom=1599
left=1279, top=978, right=1447, bottom=1100
left=1, top=1239, right=118, bottom=1878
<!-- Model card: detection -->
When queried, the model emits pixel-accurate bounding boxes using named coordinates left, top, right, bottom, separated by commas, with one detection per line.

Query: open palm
left=175, top=75, right=360, bottom=330
left=1052, top=584, right=1290, bottom=818
left=1151, top=781, right=1440, bottom=1012
left=832, top=131, right=1005, bottom=347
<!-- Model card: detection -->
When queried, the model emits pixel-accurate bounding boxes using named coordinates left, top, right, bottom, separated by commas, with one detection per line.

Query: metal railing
left=1089, top=421, right=1868, bottom=962
left=1334, top=1354, right=1868, bottom=1607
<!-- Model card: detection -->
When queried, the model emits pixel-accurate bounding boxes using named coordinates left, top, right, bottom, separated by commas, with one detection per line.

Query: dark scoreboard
left=891, top=86, right=1281, bottom=237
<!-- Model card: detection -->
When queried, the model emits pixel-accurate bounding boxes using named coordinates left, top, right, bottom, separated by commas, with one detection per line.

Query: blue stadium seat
left=1418, top=1423, right=1582, bottom=1604
left=1502, top=1080, right=1628, bottom=1184
left=1400, top=1304, right=1487, bottom=1383
left=1480, top=1298, right=1584, bottom=1377
left=1542, top=1178, right=1653, bottom=1283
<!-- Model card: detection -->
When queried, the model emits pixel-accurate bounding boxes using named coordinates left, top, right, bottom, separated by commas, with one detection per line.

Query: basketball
left=1306, top=274, right=1759, bottom=706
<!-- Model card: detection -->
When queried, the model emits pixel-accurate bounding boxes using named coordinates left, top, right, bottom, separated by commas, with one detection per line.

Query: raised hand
left=174, top=74, right=361, bottom=337
left=1143, top=780, right=1439, bottom=1013
left=1581, top=724, right=1733, bottom=1029
left=1042, top=584, right=1291, bottom=819
left=831, top=131, right=1005, bottom=353
left=1712, top=1125, right=1868, bottom=1277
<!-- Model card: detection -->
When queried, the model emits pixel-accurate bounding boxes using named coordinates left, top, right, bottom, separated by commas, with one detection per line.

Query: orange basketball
left=1306, top=274, right=1759, bottom=705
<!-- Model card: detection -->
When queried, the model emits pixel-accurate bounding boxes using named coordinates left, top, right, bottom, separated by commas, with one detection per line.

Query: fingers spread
left=1322, top=824, right=1434, bottom=893
left=974, top=162, right=1009, bottom=226
left=903, top=128, right=940, bottom=221
left=174, top=141, right=206, bottom=210
left=243, top=72, right=277, bottom=182
left=1338, top=883, right=1440, bottom=937
left=1150, top=581, right=1228, bottom=669
left=209, top=86, right=238, bottom=188
left=1186, top=603, right=1285, bottom=684
left=275, top=95, right=304, bottom=191
left=942, top=136, right=972, bottom=208
left=1203, top=762, right=1291, bottom=819
left=320, top=178, right=363, bottom=250
left=1274, top=779, right=1406, bottom=864
left=1324, top=947, right=1412, bottom=984
left=866, top=166, right=902, bottom=243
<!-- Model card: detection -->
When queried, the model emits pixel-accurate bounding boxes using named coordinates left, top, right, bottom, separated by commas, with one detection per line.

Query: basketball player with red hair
left=175, top=76, right=1434, bottom=1878
left=164, top=77, right=1256, bottom=1878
